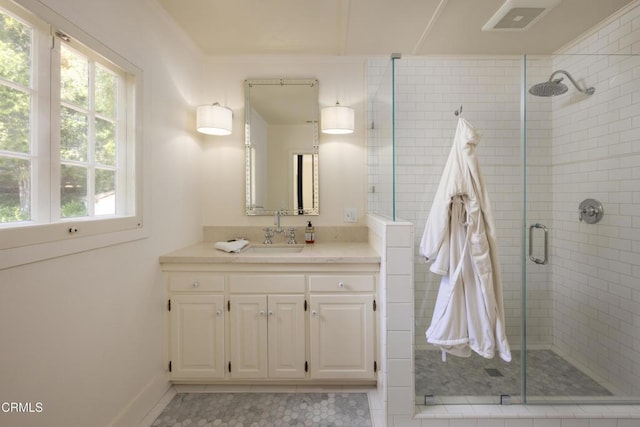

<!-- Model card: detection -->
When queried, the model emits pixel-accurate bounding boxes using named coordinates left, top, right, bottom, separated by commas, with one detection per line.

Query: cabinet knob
left=311, top=310, right=318, bottom=316
left=338, top=282, right=345, bottom=288
left=259, top=310, right=266, bottom=316
left=192, top=281, right=199, bottom=288
left=216, top=310, right=221, bottom=316
left=268, top=310, right=274, bottom=316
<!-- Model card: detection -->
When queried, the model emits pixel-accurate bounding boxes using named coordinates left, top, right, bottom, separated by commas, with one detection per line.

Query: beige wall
left=198, top=56, right=369, bottom=228
left=0, top=0, right=204, bottom=425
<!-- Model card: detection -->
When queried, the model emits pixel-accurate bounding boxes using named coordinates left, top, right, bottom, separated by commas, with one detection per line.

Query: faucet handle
left=286, top=227, right=297, bottom=245
left=263, top=227, right=274, bottom=244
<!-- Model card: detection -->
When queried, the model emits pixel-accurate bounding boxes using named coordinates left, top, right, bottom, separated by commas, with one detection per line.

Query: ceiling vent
left=482, top=0, right=561, bottom=31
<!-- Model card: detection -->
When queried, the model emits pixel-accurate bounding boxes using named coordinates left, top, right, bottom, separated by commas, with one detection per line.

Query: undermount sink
left=246, top=245, right=304, bottom=254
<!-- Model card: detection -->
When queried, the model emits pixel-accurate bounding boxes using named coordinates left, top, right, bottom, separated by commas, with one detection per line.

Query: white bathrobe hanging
left=419, top=117, right=511, bottom=362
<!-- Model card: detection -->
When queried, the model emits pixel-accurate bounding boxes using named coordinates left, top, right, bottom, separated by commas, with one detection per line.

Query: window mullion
left=33, top=25, right=52, bottom=224
left=48, top=32, right=61, bottom=222
left=0, top=75, right=32, bottom=95
left=86, top=58, right=96, bottom=217
left=116, top=74, right=127, bottom=216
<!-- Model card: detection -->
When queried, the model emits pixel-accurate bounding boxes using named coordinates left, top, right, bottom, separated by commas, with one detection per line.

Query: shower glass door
left=383, top=56, right=525, bottom=406
left=524, top=53, right=640, bottom=403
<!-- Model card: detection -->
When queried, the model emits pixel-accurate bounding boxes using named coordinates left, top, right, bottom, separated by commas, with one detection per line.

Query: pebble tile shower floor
left=415, top=349, right=612, bottom=398
left=151, top=392, right=372, bottom=427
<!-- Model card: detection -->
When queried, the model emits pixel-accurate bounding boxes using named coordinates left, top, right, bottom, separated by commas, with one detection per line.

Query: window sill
left=0, top=223, right=149, bottom=270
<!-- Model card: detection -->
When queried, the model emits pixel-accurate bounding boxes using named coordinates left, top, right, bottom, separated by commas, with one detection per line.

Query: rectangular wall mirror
left=245, top=78, right=319, bottom=216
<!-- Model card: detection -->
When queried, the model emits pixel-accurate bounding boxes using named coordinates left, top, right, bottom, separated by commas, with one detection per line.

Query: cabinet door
left=309, top=294, right=375, bottom=379
left=230, top=295, right=268, bottom=378
left=268, top=295, right=306, bottom=378
left=170, top=294, right=225, bottom=379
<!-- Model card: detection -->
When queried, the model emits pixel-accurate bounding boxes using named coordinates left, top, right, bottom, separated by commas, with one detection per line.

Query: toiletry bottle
left=305, top=221, right=315, bottom=244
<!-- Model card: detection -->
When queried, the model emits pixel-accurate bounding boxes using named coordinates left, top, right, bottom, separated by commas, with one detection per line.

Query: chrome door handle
left=529, top=223, right=548, bottom=265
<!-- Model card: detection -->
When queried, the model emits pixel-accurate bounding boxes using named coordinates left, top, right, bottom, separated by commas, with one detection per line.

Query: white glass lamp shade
left=196, top=104, right=232, bottom=136
left=321, top=102, right=354, bottom=134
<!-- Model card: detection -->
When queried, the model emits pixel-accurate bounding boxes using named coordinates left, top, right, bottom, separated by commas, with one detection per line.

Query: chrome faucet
left=274, top=210, right=283, bottom=234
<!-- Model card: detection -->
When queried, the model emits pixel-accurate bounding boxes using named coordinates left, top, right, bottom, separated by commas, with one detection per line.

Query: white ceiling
left=156, top=0, right=635, bottom=56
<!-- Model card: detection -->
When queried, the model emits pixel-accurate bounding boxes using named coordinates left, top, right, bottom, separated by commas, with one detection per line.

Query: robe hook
left=454, top=105, right=463, bottom=117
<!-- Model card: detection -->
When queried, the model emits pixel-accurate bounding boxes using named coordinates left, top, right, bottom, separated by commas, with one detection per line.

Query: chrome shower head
left=529, top=69, right=595, bottom=97
left=529, top=78, right=568, bottom=97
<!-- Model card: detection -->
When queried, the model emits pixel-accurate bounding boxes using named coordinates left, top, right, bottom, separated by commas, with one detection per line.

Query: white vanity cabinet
left=228, top=274, right=306, bottom=379
left=309, top=275, right=376, bottom=380
left=160, top=245, right=380, bottom=385
left=167, top=273, right=226, bottom=380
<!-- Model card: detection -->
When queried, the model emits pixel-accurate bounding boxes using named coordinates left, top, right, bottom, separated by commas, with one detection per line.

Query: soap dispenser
left=305, top=221, right=315, bottom=244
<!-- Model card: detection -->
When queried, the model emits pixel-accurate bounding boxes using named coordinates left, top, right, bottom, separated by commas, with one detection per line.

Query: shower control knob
left=578, top=198, right=603, bottom=224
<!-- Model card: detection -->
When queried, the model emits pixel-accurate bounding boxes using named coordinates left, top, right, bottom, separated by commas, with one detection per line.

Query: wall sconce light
left=321, top=101, right=354, bottom=134
left=196, top=103, right=233, bottom=136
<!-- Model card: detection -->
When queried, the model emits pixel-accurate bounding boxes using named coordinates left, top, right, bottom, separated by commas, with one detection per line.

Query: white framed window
left=0, top=0, right=143, bottom=266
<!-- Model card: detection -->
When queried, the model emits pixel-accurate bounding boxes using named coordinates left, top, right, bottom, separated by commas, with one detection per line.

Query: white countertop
left=159, top=242, right=381, bottom=264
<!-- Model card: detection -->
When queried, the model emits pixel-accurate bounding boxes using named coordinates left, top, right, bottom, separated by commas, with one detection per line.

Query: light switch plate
left=344, top=207, right=358, bottom=223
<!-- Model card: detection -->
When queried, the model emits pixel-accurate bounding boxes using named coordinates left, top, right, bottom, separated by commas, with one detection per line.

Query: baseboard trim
left=108, top=371, right=170, bottom=427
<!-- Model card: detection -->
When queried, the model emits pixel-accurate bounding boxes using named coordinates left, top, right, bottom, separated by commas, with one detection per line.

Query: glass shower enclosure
left=367, top=52, right=640, bottom=404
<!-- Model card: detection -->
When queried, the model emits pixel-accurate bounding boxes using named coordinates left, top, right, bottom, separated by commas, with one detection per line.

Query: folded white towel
left=214, top=239, right=249, bottom=253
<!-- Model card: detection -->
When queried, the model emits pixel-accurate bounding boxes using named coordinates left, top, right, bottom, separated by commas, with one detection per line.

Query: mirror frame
left=244, top=78, right=319, bottom=216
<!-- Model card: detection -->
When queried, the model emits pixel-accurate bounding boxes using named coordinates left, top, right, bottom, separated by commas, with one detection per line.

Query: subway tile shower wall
left=548, top=8, right=640, bottom=395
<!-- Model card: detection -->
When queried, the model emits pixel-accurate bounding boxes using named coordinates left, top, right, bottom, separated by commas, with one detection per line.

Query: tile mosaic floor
left=151, top=392, right=372, bottom=427
left=415, top=349, right=613, bottom=398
